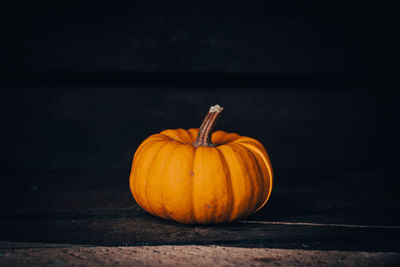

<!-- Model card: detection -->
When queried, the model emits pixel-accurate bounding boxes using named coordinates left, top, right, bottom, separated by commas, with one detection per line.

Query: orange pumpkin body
left=129, top=127, right=273, bottom=224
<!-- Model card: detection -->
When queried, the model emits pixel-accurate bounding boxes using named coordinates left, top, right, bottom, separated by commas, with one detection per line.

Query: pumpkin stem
left=193, top=104, right=224, bottom=147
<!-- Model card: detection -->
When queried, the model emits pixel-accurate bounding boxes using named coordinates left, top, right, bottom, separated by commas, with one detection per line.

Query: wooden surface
left=1, top=170, right=399, bottom=253
left=1, top=243, right=399, bottom=267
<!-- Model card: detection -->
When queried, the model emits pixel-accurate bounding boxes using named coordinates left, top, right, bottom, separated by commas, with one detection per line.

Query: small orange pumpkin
left=129, top=105, right=273, bottom=224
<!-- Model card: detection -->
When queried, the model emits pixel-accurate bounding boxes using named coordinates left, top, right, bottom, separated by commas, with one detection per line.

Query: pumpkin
left=129, top=105, right=273, bottom=224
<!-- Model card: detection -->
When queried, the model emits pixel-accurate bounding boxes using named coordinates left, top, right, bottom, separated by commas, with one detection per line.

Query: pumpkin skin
left=129, top=128, right=273, bottom=224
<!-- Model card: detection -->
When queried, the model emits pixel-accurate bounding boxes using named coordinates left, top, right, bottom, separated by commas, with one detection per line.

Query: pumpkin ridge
left=138, top=134, right=171, bottom=148
left=133, top=140, right=161, bottom=215
left=188, top=145, right=196, bottom=223
left=229, top=143, right=257, bottom=218
left=177, top=128, right=192, bottom=143
left=130, top=139, right=161, bottom=207
left=155, top=143, right=196, bottom=224
left=143, top=141, right=171, bottom=217
left=169, top=128, right=188, bottom=143
left=237, top=141, right=273, bottom=213
left=191, top=147, right=199, bottom=223
left=159, top=143, right=181, bottom=221
left=236, top=143, right=266, bottom=212
left=208, top=147, right=232, bottom=223
left=133, top=137, right=163, bottom=163
left=223, top=143, right=254, bottom=220
left=169, top=144, right=197, bottom=223
left=150, top=142, right=180, bottom=220
left=192, top=147, right=229, bottom=223
left=216, top=147, right=235, bottom=222
left=240, top=143, right=261, bottom=217
left=131, top=139, right=167, bottom=208
left=187, top=128, right=199, bottom=142
left=218, top=132, right=241, bottom=145
left=158, top=133, right=184, bottom=144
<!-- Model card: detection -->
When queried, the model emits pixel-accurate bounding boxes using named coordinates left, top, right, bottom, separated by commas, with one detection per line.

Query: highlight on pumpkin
left=129, top=105, right=273, bottom=224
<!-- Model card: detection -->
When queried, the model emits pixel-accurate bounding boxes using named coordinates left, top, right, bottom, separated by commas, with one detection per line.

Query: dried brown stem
left=193, top=104, right=223, bottom=147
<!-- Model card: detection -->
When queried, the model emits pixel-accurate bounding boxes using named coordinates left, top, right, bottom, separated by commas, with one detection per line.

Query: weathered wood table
left=1, top=170, right=399, bottom=266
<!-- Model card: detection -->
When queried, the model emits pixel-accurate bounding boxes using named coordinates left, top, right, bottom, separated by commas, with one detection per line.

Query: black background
left=1, top=0, right=399, bottom=172
left=0, top=0, right=399, bottom=247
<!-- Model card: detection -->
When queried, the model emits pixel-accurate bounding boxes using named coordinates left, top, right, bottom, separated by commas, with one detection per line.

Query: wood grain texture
left=1, top=171, right=399, bottom=252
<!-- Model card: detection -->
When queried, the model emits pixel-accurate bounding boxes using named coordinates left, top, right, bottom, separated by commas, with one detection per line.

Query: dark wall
left=1, top=1, right=399, bottom=174
left=1, top=1, right=399, bottom=73
left=1, top=87, right=399, bottom=172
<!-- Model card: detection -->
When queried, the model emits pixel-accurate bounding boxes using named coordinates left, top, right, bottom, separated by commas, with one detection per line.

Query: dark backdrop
left=1, top=1, right=399, bottom=73
left=1, top=87, right=399, bottom=173
left=0, top=1, right=399, bottom=228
